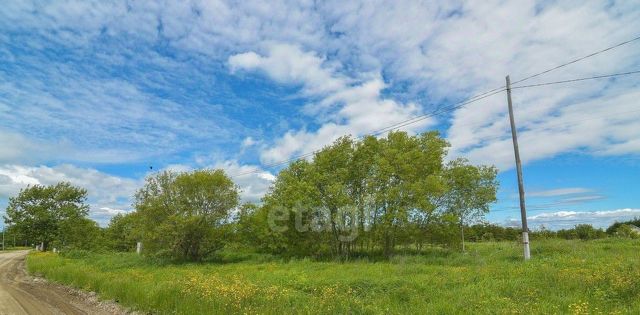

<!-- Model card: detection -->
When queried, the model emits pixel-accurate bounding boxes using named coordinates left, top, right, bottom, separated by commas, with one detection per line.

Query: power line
left=511, top=70, right=640, bottom=89
left=466, top=108, right=640, bottom=145
left=235, top=69, right=638, bottom=178
left=231, top=35, right=640, bottom=177
left=369, top=88, right=506, bottom=136
left=232, top=87, right=507, bottom=177
left=511, top=35, right=640, bottom=85
left=378, top=35, right=640, bottom=136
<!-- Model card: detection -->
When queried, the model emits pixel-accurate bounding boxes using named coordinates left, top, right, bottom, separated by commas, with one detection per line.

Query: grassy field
left=27, top=239, right=640, bottom=314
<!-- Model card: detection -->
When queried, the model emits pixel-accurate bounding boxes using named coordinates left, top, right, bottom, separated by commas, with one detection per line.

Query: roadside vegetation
left=27, top=239, right=640, bottom=314
left=4, top=131, right=640, bottom=313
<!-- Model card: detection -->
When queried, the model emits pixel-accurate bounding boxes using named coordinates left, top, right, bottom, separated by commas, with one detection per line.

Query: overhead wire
left=510, top=35, right=640, bottom=85
left=232, top=87, right=507, bottom=177
left=511, top=70, right=640, bottom=89
left=231, top=35, right=640, bottom=177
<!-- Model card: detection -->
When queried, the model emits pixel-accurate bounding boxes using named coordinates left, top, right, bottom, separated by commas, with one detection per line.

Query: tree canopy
left=4, top=182, right=91, bottom=250
left=134, top=169, right=240, bottom=261
left=249, top=131, right=498, bottom=258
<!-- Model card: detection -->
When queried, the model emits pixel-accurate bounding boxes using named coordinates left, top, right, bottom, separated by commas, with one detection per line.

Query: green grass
left=27, top=239, right=640, bottom=314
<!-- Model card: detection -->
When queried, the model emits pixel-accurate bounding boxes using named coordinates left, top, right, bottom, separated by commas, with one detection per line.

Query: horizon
left=1, top=1, right=639, bottom=230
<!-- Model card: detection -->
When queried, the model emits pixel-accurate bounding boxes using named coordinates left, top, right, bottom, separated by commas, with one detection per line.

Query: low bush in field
left=27, top=239, right=640, bottom=315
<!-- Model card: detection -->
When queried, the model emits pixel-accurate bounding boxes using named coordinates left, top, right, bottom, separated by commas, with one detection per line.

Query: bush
left=614, top=224, right=640, bottom=239
left=574, top=224, right=606, bottom=240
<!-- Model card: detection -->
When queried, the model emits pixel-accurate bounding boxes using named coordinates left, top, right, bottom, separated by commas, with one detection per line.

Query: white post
left=136, top=242, right=143, bottom=255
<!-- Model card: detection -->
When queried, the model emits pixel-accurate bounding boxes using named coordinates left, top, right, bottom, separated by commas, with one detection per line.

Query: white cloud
left=241, top=137, right=258, bottom=148
left=3, top=1, right=639, bottom=169
left=559, top=195, right=606, bottom=203
left=528, top=208, right=640, bottom=229
left=503, top=209, right=640, bottom=230
left=0, top=164, right=139, bottom=225
left=162, top=164, right=193, bottom=173
left=230, top=43, right=347, bottom=95
left=97, top=207, right=128, bottom=216
left=230, top=43, right=435, bottom=164
left=529, top=187, right=593, bottom=197
left=213, top=160, right=275, bottom=203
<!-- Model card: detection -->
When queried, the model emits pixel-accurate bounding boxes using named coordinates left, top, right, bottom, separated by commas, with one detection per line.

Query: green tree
left=56, top=217, right=104, bottom=250
left=241, top=131, right=498, bottom=259
left=614, top=224, right=640, bottom=239
left=574, top=224, right=606, bottom=240
left=260, top=131, right=452, bottom=258
left=367, top=131, right=448, bottom=257
left=4, top=182, right=90, bottom=251
left=134, top=169, right=239, bottom=261
left=261, top=159, right=327, bottom=257
left=105, top=212, right=143, bottom=252
left=442, top=158, right=498, bottom=251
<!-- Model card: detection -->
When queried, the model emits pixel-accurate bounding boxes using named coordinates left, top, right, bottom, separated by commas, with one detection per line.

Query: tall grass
left=27, top=239, right=640, bottom=314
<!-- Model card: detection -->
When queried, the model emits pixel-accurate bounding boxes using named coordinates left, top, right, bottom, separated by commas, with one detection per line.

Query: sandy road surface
left=0, top=250, right=117, bottom=315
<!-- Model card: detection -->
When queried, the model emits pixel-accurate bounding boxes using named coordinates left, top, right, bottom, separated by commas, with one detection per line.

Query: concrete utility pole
left=506, top=75, right=531, bottom=260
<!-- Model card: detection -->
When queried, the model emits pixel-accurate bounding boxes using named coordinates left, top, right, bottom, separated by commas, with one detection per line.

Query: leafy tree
left=613, top=224, right=640, bottom=239
left=573, top=224, right=606, bottom=240
left=134, top=169, right=239, bottom=261
left=237, top=131, right=498, bottom=259
left=367, top=131, right=448, bottom=257
left=441, top=158, right=498, bottom=251
left=606, top=217, right=640, bottom=235
left=254, top=131, right=499, bottom=258
left=56, top=217, right=104, bottom=250
left=105, top=212, right=143, bottom=252
left=4, top=182, right=90, bottom=251
left=261, top=159, right=328, bottom=257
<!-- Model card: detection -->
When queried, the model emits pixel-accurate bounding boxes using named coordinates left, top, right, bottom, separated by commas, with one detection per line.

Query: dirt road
left=0, top=250, right=119, bottom=315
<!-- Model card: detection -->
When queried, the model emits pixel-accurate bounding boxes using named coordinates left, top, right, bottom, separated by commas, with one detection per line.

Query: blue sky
left=1, top=1, right=639, bottom=229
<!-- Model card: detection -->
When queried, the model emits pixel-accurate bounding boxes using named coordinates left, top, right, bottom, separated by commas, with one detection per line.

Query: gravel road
left=0, top=250, right=122, bottom=315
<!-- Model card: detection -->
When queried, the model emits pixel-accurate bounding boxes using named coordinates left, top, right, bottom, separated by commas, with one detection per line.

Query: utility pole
left=2, top=228, right=4, bottom=251
left=506, top=75, right=531, bottom=260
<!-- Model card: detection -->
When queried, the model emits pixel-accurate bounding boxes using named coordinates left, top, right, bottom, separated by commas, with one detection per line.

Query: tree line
left=3, top=131, right=637, bottom=260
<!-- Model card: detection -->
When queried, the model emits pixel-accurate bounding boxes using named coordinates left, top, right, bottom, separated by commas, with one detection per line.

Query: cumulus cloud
left=3, top=1, right=639, bottom=169
left=230, top=43, right=435, bottom=164
left=521, top=208, right=640, bottom=229
left=0, top=164, right=140, bottom=225
left=213, top=160, right=275, bottom=203
left=143, top=160, right=275, bottom=204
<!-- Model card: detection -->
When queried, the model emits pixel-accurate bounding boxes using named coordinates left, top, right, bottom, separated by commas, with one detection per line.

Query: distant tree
left=606, top=217, right=640, bottom=235
left=4, top=182, right=90, bottom=251
left=613, top=224, right=640, bottom=239
left=56, top=217, right=104, bottom=250
left=234, top=203, right=289, bottom=254
left=574, top=224, right=606, bottom=240
left=441, top=158, right=498, bottom=251
left=105, top=212, right=143, bottom=252
left=134, top=169, right=239, bottom=261
left=530, top=225, right=557, bottom=240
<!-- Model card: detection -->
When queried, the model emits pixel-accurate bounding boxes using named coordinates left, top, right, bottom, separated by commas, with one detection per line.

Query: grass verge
left=27, top=239, right=640, bottom=314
